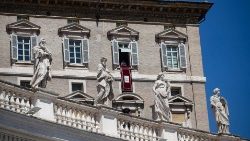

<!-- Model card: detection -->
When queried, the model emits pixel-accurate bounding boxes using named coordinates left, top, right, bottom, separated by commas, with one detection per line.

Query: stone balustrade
left=0, top=81, right=34, bottom=114
left=177, top=128, right=218, bottom=141
left=117, top=115, right=161, bottom=141
left=54, top=99, right=100, bottom=133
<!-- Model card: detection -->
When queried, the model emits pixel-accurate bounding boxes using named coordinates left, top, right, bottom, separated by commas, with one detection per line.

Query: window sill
left=14, top=61, right=33, bottom=66
left=65, top=63, right=88, bottom=70
left=113, top=66, right=138, bottom=72
left=163, top=68, right=186, bottom=72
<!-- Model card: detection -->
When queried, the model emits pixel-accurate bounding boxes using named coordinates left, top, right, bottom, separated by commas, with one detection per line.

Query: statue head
left=100, top=57, right=107, bottom=66
left=39, top=38, right=46, bottom=46
left=213, top=88, right=220, bottom=95
left=157, top=73, right=164, bottom=80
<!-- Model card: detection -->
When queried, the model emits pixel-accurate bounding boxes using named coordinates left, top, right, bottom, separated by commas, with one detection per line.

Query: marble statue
left=95, top=57, right=114, bottom=105
left=30, top=38, right=52, bottom=90
left=152, top=73, right=171, bottom=121
left=210, top=88, right=230, bottom=134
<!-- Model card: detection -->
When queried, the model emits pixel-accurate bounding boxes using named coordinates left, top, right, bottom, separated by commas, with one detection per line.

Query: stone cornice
left=0, top=0, right=213, bottom=24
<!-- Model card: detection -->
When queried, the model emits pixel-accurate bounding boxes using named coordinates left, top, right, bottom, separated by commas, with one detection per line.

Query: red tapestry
left=120, top=65, right=133, bottom=92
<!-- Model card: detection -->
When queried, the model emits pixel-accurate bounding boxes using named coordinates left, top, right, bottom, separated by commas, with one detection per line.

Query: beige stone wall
left=0, top=15, right=209, bottom=131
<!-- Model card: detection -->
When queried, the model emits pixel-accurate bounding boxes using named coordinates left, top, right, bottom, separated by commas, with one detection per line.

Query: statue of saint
left=95, top=57, right=114, bottom=105
left=210, top=88, right=230, bottom=134
left=152, top=73, right=171, bottom=121
left=30, top=38, right=52, bottom=90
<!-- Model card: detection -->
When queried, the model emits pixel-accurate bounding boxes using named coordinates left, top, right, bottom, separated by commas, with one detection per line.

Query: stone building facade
left=1, top=1, right=244, bottom=141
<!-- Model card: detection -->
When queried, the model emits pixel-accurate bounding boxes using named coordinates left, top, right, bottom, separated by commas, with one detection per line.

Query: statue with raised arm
left=95, top=57, right=114, bottom=105
left=210, top=88, right=230, bottom=134
left=152, top=73, right=171, bottom=121
left=30, top=38, right=52, bottom=90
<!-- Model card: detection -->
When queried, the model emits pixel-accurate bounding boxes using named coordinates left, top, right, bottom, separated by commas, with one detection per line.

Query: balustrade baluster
left=4, top=92, right=10, bottom=109
left=24, top=98, right=30, bottom=113
left=15, top=95, right=21, bottom=113
left=76, top=111, right=82, bottom=129
left=0, top=90, right=5, bottom=107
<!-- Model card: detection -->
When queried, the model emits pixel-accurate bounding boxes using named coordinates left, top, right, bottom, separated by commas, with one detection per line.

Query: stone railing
left=177, top=128, right=217, bottom=141
left=0, top=81, right=34, bottom=114
left=117, top=114, right=161, bottom=141
left=54, top=99, right=100, bottom=133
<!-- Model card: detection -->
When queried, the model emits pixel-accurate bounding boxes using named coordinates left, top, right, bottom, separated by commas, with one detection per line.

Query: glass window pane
left=69, top=47, right=74, bottom=52
left=69, top=40, right=74, bottom=45
left=24, top=50, right=29, bottom=55
left=18, top=50, right=23, bottom=55
left=24, top=45, right=29, bottom=50
left=75, top=40, right=81, bottom=46
left=76, top=53, right=81, bottom=58
left=25, top=55, right=30, bottom=61
left=76, top=59, right=81, bottom=63
left=70, top=53, right=74, bottom=57
left=70, top=59, right=75, bottom=63
left=18, top=56, right=23, bottom=60
left=75, top=47, right=80, bottom=52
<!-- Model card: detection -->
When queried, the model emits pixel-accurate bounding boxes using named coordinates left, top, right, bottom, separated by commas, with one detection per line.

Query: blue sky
left=200, top=0, right=250, bottom=139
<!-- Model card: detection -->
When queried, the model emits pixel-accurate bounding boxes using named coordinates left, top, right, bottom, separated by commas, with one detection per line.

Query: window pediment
left=60, top=90, right=94, bottom=105
left=155, top=28, right=187, bottom=43
left=169, top=95, right=193, bottom=105
left=58, top=23, right=90, bottom=37
left=107, top=25, right=139, bottom=40
left=6, top=20, right=40, bottom=34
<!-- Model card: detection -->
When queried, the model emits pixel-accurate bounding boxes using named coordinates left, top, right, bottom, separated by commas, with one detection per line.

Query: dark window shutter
left=63, top=38, right=70, bottom=63
left=30, top=36, right=37, bottom=61
left=179, top=43, right=187, bottom=69
left=11, top=34, right=18, bottom=61
left=161, top=43, right=168, bottom=68
left=82, top=39, right=89, bottom=63
left=130, top=41, right=139, bottom=66
left=112, top=40, right=119, bottom=65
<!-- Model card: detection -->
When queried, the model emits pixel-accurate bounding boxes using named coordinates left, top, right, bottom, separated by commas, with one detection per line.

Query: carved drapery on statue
left=152, top=73, right=171, bottom=121
left=30, top=38, right=52, bottom=90
left=210, top=88, right=230, bottom=134
left=95, top=57, right=114, bottom=106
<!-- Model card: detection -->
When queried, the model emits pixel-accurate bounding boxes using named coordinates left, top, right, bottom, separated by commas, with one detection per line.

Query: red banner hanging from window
left=120, top=64, right=133, bottom=92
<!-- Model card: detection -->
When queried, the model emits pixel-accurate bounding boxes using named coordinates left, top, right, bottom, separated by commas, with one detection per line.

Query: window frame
left=63, top=36, right=89, bottom=68
left=17, top=77, right=32, bottom=88
left=161, top=41, right=187, bottom=71
left=68, top=80, right=86, bottom=93
left=112, top=39, right=139, bottom=70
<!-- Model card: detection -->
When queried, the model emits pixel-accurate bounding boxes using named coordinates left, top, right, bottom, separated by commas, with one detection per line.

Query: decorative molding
left=6, top=20, right=40, bottom=34
left=60, top=90, right=94, bottom=105
left=58, top=23, right=90, bottom=37
left=107, top=25, right=139, bottom=40
left=155, top=28, right=187, bottom=43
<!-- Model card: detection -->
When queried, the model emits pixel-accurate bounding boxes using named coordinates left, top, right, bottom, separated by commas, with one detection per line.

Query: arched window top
left=115, top=93, right=144, bottom=103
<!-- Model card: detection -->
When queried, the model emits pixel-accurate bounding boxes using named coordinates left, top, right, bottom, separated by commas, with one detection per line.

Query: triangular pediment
left=6, top=20, right=40, bottom=34
left=58, top=23, right=90, bottom=37
left=107, top=25, right=139, bottom=40
left=155, top=28, right=187, bottom=43
left=169, top=95, right=192, bottom=104
left=60, top=90, right=94, bottom=105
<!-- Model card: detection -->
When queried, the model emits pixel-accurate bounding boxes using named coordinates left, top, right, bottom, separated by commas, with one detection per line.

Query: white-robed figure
left=95, top=57, right=114, bottom=105
left=152, top=73, right=171, bottom=121
left=30, top=38, right=52, bottom=90
left=210, top=88, right=230, bottom=134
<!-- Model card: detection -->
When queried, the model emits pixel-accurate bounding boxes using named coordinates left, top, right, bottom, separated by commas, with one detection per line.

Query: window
left=67, top=19, right=79, bottom=24
left=58, top=23, right=90, bottom=68
left=20, top=80, right=31, bottom=88
left=11, top=35, right=37, bottom=63
left=171, top=87, right=182, bottom=96
left=71, top=83, right=83, bottom=92
left=17, top=16, right=29, bottom=21
left=69, top=39, right=82, bottom=64
left=63, top=38, right=89, bottom=67
left=68, top=80, right=86, bottom=93
left=116, top=22, right=128, bottom=27
left=7, top=20, right=40, bottom=64
left=112, top=40, right=138, bottom=70
left=161, top=42, right=186, bottom=70
left=17, top=36, right=31, bottom=61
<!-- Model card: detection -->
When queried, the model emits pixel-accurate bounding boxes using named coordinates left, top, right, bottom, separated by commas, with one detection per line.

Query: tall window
left=63, top=38, right=89, bottom=67
left=69, top=39, right=82, bottom=64
left=112, top=40, right=138, bottom=70
left=166, top=46, right=179, bottom=69
left=17, top=37, right=31, bottom=61
left=161, top=42, right=186, bottom=70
